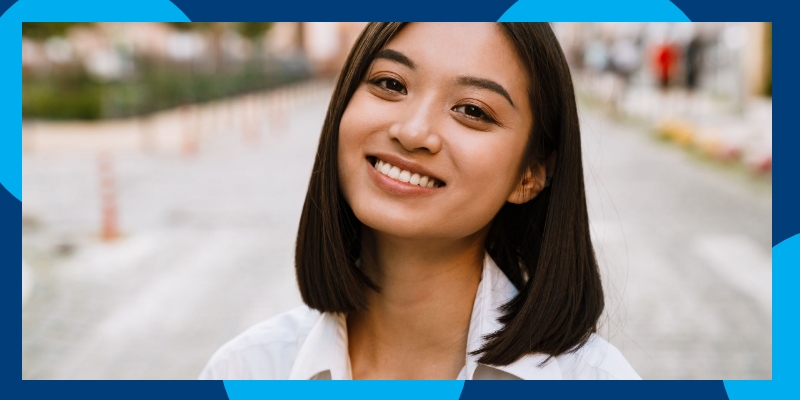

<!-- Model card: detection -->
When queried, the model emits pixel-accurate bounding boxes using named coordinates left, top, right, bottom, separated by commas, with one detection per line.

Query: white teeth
left=372, top=159, right=440, bottom=188
left=398, top=170, right=411, bottom=183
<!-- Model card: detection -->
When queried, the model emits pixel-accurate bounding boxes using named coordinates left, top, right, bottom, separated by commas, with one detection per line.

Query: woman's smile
left=366, top=159, right=442, bottom=197
left=365, top=152, right=446, bottom=196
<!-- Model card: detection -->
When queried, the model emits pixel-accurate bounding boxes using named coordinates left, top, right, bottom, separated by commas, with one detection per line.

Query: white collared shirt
left=199, top=254, right=641, bottom=380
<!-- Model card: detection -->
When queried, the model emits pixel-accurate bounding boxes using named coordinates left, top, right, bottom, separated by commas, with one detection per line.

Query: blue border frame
left=7, top=0, right=789, bottom=399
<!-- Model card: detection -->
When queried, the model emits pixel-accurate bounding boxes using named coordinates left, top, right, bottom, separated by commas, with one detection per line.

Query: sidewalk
left=22, top=262, right=34, bottom=306
left=579, top=72, right=772, bottom=175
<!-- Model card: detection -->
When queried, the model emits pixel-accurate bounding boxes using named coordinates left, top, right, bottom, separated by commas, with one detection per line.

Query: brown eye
left=453, top=104, right=495, bottom=123
left=372, top=78, right=407, bottom=95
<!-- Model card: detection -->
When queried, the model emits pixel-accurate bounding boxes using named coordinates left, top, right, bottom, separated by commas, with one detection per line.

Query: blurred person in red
left=652, top=42, right=678, bottom=90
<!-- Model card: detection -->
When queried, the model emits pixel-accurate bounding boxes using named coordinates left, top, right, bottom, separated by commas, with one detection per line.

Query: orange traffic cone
left=97, top=152, right=120, bottom=241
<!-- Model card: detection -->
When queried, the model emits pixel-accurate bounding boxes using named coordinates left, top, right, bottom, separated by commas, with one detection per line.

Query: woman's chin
left=358, top=216, right=485, bottom=246
left=358, top=216, right=436, bottom=240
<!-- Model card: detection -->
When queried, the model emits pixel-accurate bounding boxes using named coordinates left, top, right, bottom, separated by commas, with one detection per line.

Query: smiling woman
left=199, top=22, right=640, bottom=380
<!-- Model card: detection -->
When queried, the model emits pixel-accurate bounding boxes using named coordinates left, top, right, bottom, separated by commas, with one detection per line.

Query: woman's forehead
left=378, top=23, right=529, bottom=100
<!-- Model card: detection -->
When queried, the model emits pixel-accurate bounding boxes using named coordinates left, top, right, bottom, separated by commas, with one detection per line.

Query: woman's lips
left=366, top=157, right=444, bottom=197
left=366, top=153, right=446, bottom=186
left=369, top=157, right=443, bottom=188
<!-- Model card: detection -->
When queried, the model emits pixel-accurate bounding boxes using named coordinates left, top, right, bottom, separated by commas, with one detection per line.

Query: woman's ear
left=507, top=152, right=557, bottom=205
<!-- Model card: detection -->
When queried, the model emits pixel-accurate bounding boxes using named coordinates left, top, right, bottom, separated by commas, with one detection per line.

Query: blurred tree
left=166, top=22, right=230, bottom=73
left=166, top=22, right=213, bottom=31
left=22, top=22, right=92, bottom=39
left=22, top=22, right=306, bottom=120
left=23, top=71, right=102, bottom=119
left=232, top=23, right=274, bottom=101
left=235, top=22, right=273, bottom=40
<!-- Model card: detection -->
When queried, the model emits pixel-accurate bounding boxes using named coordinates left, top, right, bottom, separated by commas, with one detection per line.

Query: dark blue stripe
left=21, top=381, right=229, bottom=400
left=168, top=0, right=519, bottom=22
left=460, top=380, right=730, bottom=400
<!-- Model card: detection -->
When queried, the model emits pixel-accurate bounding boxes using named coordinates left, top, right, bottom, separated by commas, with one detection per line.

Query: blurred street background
left=21, top=22, right=771, bottom=379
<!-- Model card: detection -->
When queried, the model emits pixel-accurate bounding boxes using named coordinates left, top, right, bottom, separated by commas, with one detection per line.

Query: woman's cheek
left=337, top=111, right=363, bottom=204
left=458, top=145, right=520, bottom=216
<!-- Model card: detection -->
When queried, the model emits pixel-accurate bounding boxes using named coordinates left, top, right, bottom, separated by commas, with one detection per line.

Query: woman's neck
left=347, top=227, right=486, bottom=380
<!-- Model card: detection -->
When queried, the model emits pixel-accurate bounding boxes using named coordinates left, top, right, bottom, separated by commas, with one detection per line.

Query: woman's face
left=338, top=23, right=534, bottom=240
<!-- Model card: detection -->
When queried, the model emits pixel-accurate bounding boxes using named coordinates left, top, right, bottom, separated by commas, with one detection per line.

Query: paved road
left=21, top=81, right=771, bottom=379
left=580, top=105, right=771, bottom=379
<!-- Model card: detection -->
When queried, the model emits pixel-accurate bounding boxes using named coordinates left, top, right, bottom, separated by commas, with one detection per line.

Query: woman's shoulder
left=198, top=306, right=321, bottom=380
left=555, top=334, right=641, bottom=380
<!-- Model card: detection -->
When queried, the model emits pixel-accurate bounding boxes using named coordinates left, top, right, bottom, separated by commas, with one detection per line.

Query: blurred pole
left=180, top=104, right=198, bottom=156
left=734, top=48, right=745, bottom=115
left=23, top=121, right=36, bottom=153
left=236, top=96, right=244, bottom=139
left=268, top=90, right=279, bottom=134
left=244, top=95, right=259, bottom=146
left=137, top=115, right=154, bottom=153
left=97, top=152, right=120, bottom=241
left=258, top=92, right=267, bottom=136
left=228, top=98, right=237, bottom=137
left=276, top=88, right=288, bottom=132
left=214, top=101, right=222, bottom=136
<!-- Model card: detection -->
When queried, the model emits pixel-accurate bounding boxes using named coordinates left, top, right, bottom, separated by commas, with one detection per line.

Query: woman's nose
left=387, top=98, right=443, bottom=154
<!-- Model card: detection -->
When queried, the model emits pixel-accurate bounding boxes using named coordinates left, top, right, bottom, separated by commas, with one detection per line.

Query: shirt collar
left=289, top=253, right=562, bottom=380
left=464, top=253, right=563, bottom=380
left=288, top=311, right=352, bottom=380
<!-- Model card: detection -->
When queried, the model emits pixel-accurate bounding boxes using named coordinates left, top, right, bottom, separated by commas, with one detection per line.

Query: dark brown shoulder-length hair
left=295, top=22, right=603, bottom=366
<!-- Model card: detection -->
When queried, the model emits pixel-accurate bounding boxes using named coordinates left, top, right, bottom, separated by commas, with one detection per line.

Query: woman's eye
left=453, top=104, right=495, bottom=123
left=371, top=78, right=407, bottom=95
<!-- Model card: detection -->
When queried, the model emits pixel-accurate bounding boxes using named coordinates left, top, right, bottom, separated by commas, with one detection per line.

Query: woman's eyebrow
left=372, top=49, right=416, bottom=70
left=456, top=76, right=515, bottom=108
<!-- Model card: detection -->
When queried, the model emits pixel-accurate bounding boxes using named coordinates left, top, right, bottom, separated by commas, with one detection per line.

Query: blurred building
left=264, top=22, right=367, bottom=75
left=744, top=23, right=771, bottom=97
left=555, top=22, right=771, bottom=98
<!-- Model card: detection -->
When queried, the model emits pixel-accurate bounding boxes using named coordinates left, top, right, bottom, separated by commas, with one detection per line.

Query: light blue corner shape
left=224, top=381, right=466, bottom=400
left=1, top=0, right=190, bottom=202
left=499, top=0, right=690, bottom=22
left=724, top=232, right=795, bottom=399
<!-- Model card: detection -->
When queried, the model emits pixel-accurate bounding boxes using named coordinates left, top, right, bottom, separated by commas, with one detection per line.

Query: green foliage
left=23, top=56, right=311, bottom=120
left=166, top=22, right=273, bottom=39
left=235, top=22, right=274, bottom=40
left=22, top=23, right=92, bottom=39
left=23, top=72, right=102, bottom=120
left=166, top=22, right=214, bottom=31
left=22, top=22, right=294, bottom=120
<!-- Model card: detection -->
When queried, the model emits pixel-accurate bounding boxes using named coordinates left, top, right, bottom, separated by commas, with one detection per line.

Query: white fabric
left=199, top=254, right=641, bottom=380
